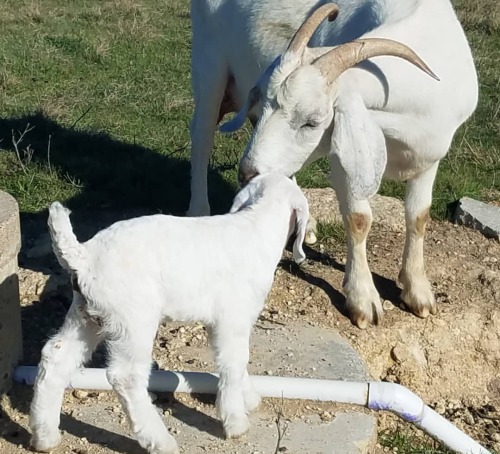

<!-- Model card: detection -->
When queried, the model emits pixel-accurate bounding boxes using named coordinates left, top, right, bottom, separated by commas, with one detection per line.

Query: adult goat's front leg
left=30, top=293, right=102, bottom=452
left=399, top=162, right=438, bottom=318
left=187, top=34, right=228, bottom=216
left=334, top=182, right=382, bottom=329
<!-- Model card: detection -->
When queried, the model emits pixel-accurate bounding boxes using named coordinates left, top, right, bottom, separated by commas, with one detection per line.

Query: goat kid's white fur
left=29, top=174, right=309, bottom=454
left=188, top=0, right=478, bottom=328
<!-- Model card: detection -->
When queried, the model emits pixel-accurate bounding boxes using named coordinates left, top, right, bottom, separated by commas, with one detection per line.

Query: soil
left=1, top=204, right=499, bottom=453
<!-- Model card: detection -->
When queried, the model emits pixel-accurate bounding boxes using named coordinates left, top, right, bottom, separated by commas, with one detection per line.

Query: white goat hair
left=29, top=173, right=309, bottom=454
left=188, top=0, right=478, bottom=328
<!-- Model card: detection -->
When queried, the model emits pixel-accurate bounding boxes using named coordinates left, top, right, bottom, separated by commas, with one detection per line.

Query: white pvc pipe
left=13, top=366, right=490, bottom=454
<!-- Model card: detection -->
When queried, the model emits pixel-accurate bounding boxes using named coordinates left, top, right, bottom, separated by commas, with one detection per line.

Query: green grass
left=0, top=0, right=236, bottom=215
left=379, top=429, right=455, bottom=454
left=0, top=0, right=497, bottom=218
left=380, top=427, right=498, bottom=454
left=316, top=221, right=346, bottom=244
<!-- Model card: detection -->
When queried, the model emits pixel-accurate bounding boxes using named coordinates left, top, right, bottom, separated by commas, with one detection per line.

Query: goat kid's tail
left=48, top=202, right=87, bottom=273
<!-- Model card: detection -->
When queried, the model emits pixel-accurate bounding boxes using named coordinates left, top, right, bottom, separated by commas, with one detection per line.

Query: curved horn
left=313, top=38, right=440, bottom=84
left=286, top=3, right=339, bottom=56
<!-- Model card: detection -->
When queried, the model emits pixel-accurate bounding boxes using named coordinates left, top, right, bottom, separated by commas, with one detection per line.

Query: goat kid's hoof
left=244, top=390, right=261, bottom=413
left=149, top=447, right=180, bottom=454
left=346, top=295, right=383, bottom=329
left=30, top=430, right=61, bottom=453
left=224, top=415, right=250, bottom=439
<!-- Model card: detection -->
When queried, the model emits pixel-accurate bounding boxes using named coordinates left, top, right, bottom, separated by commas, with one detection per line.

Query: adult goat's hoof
left=345, top=292, right=383, bottom=329
left=399, top=273, right=437, bottom=318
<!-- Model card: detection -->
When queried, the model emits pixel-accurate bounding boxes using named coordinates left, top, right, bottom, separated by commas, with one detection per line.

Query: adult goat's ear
left=330, top=93, right=387, bottom=200
left=220, top=83, right=262, bottom=133
left=292, top=192, right=310, bottom=265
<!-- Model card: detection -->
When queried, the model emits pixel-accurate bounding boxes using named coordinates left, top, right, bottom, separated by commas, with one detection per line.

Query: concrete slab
left=454, top=197, right=500, bottom=240
left=0, top=191, right=22, bottom=394
left=64, top=323, right=377, bottom=453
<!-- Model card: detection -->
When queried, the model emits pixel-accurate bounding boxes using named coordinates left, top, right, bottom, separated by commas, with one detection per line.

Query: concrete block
left=0, top=190, right=23, bottom=394
left=64, top=323, right=377, bottom=453
left=454, top=197, right=500, bottom=240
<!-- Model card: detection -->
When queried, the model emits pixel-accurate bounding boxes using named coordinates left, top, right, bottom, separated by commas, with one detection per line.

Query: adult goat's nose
left=238, top=167, right=259, bottom=187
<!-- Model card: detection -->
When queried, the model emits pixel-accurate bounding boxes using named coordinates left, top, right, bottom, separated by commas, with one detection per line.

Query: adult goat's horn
left=313, top=38, right=440, bottom=83
left=286, top=3, right=339, bottom=56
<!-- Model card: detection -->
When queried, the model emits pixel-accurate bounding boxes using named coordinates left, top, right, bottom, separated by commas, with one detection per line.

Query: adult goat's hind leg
left=399, top=162, right=439, bottom=318
left=30, top=292, right=102, bottom=452
left=188, top=23, right=229, bottom=216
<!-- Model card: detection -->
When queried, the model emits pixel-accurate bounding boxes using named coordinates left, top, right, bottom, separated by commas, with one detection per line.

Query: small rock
left=391, top=342, right=411, bottom=363
left=319, top=410, right=333, bottom=422
left=434, top=400, right=446, bottom=415
left=73, top=390, right=89, bottom=399
left=383, top=300, right=395, bottom=311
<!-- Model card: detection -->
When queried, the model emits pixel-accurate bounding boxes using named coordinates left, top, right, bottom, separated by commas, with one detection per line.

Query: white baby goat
left=189, top=0, right=478, bottom=328
left=29, top=173, right=309, bottom=454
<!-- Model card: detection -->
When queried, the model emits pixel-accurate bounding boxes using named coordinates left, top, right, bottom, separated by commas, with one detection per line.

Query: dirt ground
left=1, top=202, right=499, bottom=453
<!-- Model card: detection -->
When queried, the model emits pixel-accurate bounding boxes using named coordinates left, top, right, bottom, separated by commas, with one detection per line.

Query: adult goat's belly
left=383, top=136, right=439, bottom=182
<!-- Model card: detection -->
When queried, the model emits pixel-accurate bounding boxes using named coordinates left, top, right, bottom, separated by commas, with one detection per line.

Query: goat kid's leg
left=30, top=293, right=102, bottom=452
left=213, top=320, right=257, bottom=438
left=106, top=332, right=179, bottom=454
left=206, top=322, right=261, bottom=411
left=399, top=162, right=439, bottom=318
left=333, top=179, right=381, bottom=328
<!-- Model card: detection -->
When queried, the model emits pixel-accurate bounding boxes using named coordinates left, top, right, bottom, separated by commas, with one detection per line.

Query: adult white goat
left=188, top=0, right=478, bottom=328
left=29, top=173, right=309, bottom=454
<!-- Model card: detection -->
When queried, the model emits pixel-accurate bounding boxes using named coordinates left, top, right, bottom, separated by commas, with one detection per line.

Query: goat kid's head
left=221, top=3, right=438, bottom=196
left=230, top=173, right=309, bottom=264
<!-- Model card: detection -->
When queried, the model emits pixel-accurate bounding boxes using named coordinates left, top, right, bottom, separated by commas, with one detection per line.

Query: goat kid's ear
left=230, top=180, right=263, bottom=213
left=230, top=185, right=253, bottom=213
left=292, top=196, right=310, bottom=265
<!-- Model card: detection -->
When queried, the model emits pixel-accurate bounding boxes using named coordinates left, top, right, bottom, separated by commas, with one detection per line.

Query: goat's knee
left=399, top=208, right=436, bottom=318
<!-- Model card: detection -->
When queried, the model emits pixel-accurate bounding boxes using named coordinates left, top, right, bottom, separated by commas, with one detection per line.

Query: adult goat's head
left=221, top=3, right=439, bottom=197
